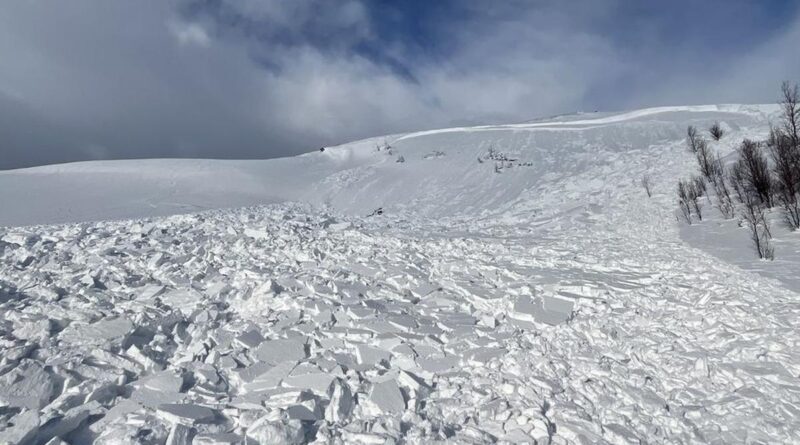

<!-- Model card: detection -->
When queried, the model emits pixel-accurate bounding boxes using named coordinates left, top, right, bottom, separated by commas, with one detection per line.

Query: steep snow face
left=2, top=104, right=800, bottom=444
left=0, top=104, right=776, bottom=226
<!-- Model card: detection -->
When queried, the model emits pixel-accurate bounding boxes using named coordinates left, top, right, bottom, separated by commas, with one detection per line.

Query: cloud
left=713, top=14, right=800, bottom=104
left=170, top=21, right=211, bottom=47
left=0, top=1, right=797, bottom=169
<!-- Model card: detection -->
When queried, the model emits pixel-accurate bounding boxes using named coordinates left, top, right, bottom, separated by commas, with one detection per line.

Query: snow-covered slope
left=2, top=104, right=800, bottom=444
left=0, top=104, right=777, bottom=226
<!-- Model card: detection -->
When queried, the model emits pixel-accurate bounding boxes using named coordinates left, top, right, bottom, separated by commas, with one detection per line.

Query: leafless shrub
left=736, top=139, right=773, bottom=207
left=376, top=139, right=391, bottom=152
left=780, top=81, right=799, bottom=147
left=687, top=126, right=700, bottom=153
left=677, top=180, right=694, bottom=224
left=768, top=127, right=800, bottom=229
left=711, top=160, right=735, bottom=219
left=741, top=194, right=774, bottom=260
left=677, top=177, right=703, bottom=223
left=709, top=122, right=724, bottom=141
left=770, top=83, right=800, bottom=230
left=692, top=135, right=720, bottom=181
left=641, top=174, right=652, bottom=198
left=728, top=162, right=747, bottom=204
left=692, top=175, right=707, bottom=197
left=690, top=176, right=704, bottom=218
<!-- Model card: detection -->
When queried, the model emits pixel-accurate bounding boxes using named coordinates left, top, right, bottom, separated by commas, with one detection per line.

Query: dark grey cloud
left=0, top=1, right=798, bottom=170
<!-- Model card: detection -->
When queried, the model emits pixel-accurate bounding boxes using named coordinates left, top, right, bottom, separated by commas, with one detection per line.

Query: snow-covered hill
left=0, top=104, right=778, bottom=226
left=2, top=105, right=799, bottom=444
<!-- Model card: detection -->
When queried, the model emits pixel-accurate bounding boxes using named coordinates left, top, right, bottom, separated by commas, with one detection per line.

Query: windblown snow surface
left=1, top=105, right=800, bottom=444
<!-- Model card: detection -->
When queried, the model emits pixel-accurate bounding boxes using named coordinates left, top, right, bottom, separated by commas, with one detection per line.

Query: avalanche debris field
left=1, top=105, right=799, bottom=444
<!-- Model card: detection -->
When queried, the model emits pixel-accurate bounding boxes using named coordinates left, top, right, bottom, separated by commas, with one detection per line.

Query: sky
left=1, top=1, right=799, bottom=170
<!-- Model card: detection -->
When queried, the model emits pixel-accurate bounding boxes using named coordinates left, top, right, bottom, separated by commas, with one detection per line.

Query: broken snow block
left=139, top=370, right=185, bottom=393
left=157, top=403, right=219, bottom=425
left=327, top=221, right=352, bottom=231
left=235, top=361, right=273, bottom=384
left=218, top=355, right=238, bottom=370
left=165, top=423, right=194, bottom=445
left=365, top=379, right=405, bottom=415
left=37, top=401, right=103, bottom=443
left=0, top=360, right=55, bottom=409
left=284, top=392, right=323, bottom=421
left=254, top=337, right=307, bottom=364
left=538, top=295, right=574, bottom=325
left=193, top=432, right=243, bottom=445
left=283, top=372, right=336, bottom=394
left=86, top=399, right=141, bottom=437
left=130, top=385, right=184, bottom=408
left=512, top=295, right=574, bottom=327
left=1, top=409, right=40, bottom=445
left=59, top=317, right=134, bottom=347
left=242, top=361, right=296, bottom=393
left=159, top=289, right=204, bottom=316
left=235, top=329, right=265, bottom=350
left=12, top=317, right=53, bottom=340
left=244, top=228, right=271, bottom=240
left=325, top=378, right=354, bottom=423
left=356, top=344, right=392, bottom=367
left=410, top=282, right=440, bottom=298
left=85, top=382, right=123, bottom=405
left=138, top=284, right=166, bottom=300
left=502, top=428, right=535, bottom=443
left=464, top=347, right=508, bottom=365
left=397, top=370, right=432, bottom=400
left=126, top=344, right=163, bottom=371
left=247, top=417, right=305, bottom=445
left=416, top=355, right=459, bottom=373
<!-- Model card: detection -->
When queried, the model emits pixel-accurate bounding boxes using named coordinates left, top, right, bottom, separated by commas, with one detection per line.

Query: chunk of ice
left=157, top=403, right=218, bottom=425
left=366, top=379, right=405, bottom=415
left=254, top=337, right=307, bottom=364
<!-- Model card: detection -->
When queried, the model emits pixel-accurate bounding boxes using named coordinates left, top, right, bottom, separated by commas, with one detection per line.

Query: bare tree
left=677, top=177, right=703, bottom=222
left=695, top=138, right=720, bottom=180
left=736, top=139, right=773, bottom=207
left=692, top=175, right=707, bottom=197
left=767, top=82, right=800, bottom=230
left=690, top=177, right=703, bottom=219
left=641, top=174, right=652, bottom=198
left=677, top=180, right=694, bottom=224
left=687, top=126, right=700, bottom=153
left=728, top=162, right=747, bottom=204
left=781, top=81, right=800, bottom=148
left=711, top=158, right=736, bottom=219
left=741, top=194, right=774, bottom=260
left=768, top=127, right=800, bottom=229
left=709, top=122, right=724, bottom=141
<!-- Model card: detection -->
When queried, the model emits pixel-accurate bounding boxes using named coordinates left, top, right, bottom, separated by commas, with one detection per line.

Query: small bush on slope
left=709, top=122, right=724, bottom=141
left=736, top=139, right=774, bottom=208
left=677, top=176, right=704, bottom=224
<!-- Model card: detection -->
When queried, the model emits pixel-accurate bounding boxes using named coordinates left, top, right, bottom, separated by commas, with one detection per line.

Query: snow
left=0, top=104, right=799, bottom=443
left=157, top=404, right=219, bottom=425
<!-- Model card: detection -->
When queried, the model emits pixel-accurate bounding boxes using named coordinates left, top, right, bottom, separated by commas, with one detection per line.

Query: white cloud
left=170, top=21, right=210, bottom=47
left=0, top=0, right=797, bottom=169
